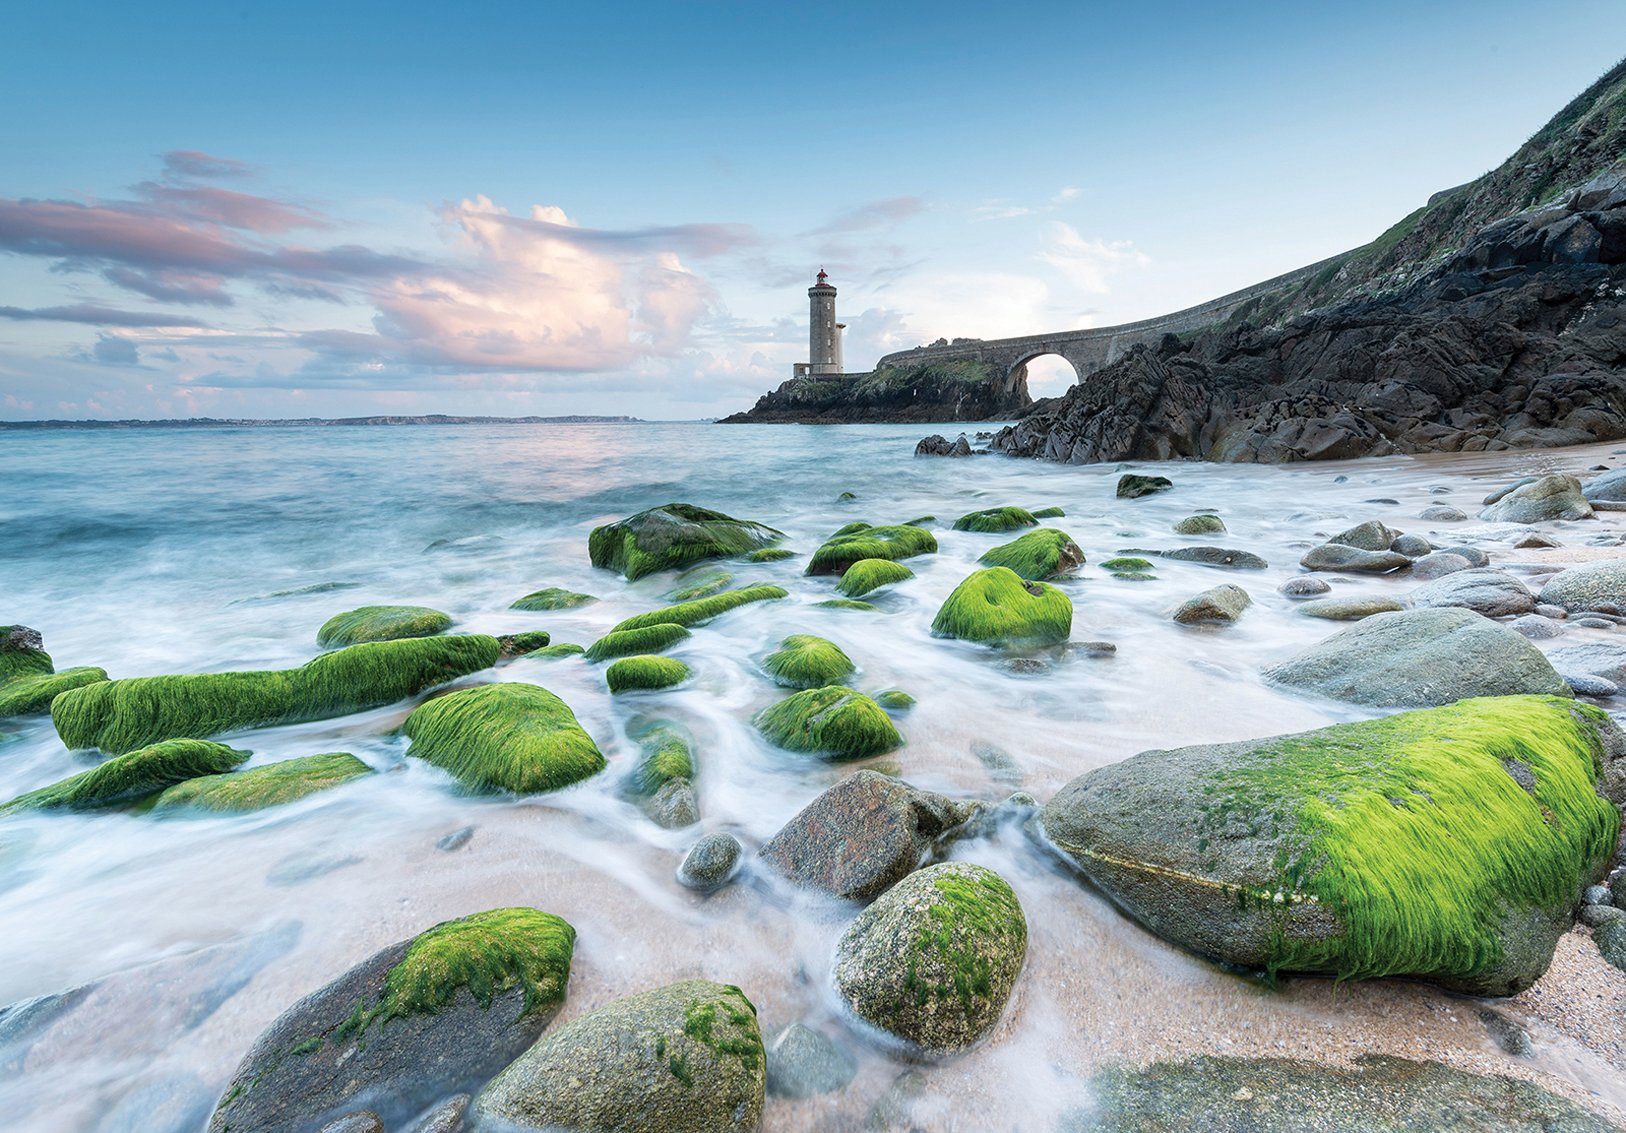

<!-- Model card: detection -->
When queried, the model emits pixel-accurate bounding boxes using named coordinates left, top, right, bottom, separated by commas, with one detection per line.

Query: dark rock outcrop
left=721, top=360, right=1030, bottom=424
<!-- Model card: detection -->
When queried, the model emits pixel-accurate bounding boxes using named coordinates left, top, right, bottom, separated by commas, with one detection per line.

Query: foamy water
left=1, top=422, right=1622, bottom=1131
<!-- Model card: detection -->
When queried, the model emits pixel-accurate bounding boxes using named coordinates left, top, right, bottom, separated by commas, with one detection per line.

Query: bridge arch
left=1013, top=352, right=1081, bottom=399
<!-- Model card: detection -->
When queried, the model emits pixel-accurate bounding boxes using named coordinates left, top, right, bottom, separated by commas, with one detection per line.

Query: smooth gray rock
left=1279, top=576, right=1331, bottom=597
left=1483, top=477, right=1538, bottom=506
left=1539, top=560, right=1626, bottom=612
left=1171, top=584, right=1251, bottom=625
left=1536, top=603, right=1569, bottom=619
left=1584, top=884, right=1612, bottom=906
left=765, top=1023, right=857, bottom=1099
left=678, top=832, right=744, bottom=892
left=1300, top=544, right=1411, bottom=574
left=1297, top=596, right=1405, bottom=621
left=320, top=1115, right=384, bottom=1133
left=1263, top=608, right=1572, bottom=707
left=1173, top=514, right=1225, bottom=535
left=1410, top=552, right=1473, bottom=579
left=1597, top=920, right=1626, bottom=973
left=1582, top=467, right=1626, bottom=502
left=1510, top=614, right=1565, bottom=640
left=1390, top=533, right=1433, bottom=558
left=1404, top=568, right=1536, bottom=618
left=645, top=778, right=699, bottom=829
left=1545, top=642, right=1626, bottom=682
left=1479, top=474, right=1594, bottom=523
left=1562, top=673, right=1618, bottom=697
left=1580, top=903, right=1626, bottom=927
left=1514, top=532, right=1562, bottom=549
left=402, top=1095, right=469, bottom=1133
left=1330, top=520, right=1401, bottom=551
left=1161, top=546, right=1267, bottom=570
left=472, top=980, right=764, bottom=1133
left=1437, top=545, right=1490, bottom=567
left=1419, top=504, right=1468, bottom=521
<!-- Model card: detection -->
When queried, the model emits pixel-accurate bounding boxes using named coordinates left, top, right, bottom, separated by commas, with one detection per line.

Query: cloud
left=90, top=334, right=140, bottom=365
left=0, top=303, right=209, bottom=327
left=467, top=209, right=758, bottom=259
left=1037, top=222, right=1150, bottom=293
left=808, top=196, right=926, bottom=235
left=160, top=150, right=254, bottom=180
left=131, top=182, right=329, bottom=233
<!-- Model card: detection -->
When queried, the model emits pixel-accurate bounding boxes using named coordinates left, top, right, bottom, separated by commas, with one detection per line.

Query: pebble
left=436, top=825, right=475, bottom=852
left=1513, top=532, right=1562, bottom=549
left=1419, top=504, right=1467, bottom=521
left=766, top=1023, right=858, bottom=1099
left=1279, top=576, right=1331, bottom=597
left=1509, top=615, right=1564, bottom=640
left=1390, top=534, right=1433, bottom=557
left=1573, top=617, right=1616, bottom=630
left=1561, top=672, right=1618, bottom=698
left=677, top=831, right=744, bottom=892
left=1410, top=552, right=1472, bottom=579
left=1535, top=603, right=1568, bottom=620
left=1585, top=884, right=1613, bottom=907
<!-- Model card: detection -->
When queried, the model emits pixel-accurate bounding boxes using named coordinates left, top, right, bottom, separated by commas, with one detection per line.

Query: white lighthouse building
left=794, top=268, right=845, bottom=378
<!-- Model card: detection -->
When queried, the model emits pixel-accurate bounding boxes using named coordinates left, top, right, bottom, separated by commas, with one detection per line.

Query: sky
left=1, top=2, right=1621, bottom=421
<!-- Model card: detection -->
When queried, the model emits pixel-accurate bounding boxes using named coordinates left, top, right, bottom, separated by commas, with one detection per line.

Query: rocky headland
left=719, top=359, right=1031, bottom=425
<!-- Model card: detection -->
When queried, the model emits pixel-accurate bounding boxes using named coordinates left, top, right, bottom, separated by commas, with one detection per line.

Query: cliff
left=719, top=360, right=1030, bottom=424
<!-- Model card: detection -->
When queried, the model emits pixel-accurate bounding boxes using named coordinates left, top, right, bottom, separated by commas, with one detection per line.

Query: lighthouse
left=801, top=268, right=844, bottom=377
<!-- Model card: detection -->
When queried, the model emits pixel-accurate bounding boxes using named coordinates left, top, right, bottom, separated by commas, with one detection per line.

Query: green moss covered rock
left=584, top=623, right=691, bottom=662
left=403, top=682, right=605, bottom=794
left=837, top=558, right=915, bottom=598
left=1030, top=506, right=1066, bottom=519
left=0, top=625, right=107, bottom=720
left=952, top=506, right=1037, bottom=533
left=53, top=634, right=500, bottom=755
left=832, top=861, right=1027, bottom=1056
left=0, top=625, right=52, bottom=683
left=589, top=503, right=783, bottom=580
left=754, top=685, right=902, bottom=760
left=931, top=567, right=1072, bottom=647
left=606, top=655, right=691, bottom=694
left=1040, top=695, right=1623, bottom=994
left=875, top=689, right=916, bottom=712
left=762, top=634, right=856, bottom=689
left=815, top=599, right=879, bottom=611
left=1101, top=557, right=1153, bottom=572
left=153, top=751, right=373, bottom=813
left=4, top=739, right=249, bottom=812
left=1117, top=474, right=1173, bottom=499
left=611, top=586, right=787, bottom=633
left=743, top=547, right=796, bottom=563
left=665, top=569, right=733, bottom=602
left=627, top=721, right=698, bottom=828
left=473, top=980, right=764, bottom=1133
left=496, top=630, right=552, bottom=659
left=510, top=587, right=598, bottom=612
left=317, top=605, right=453, bottom=647
left=1174, top=513, right=1226, bottom=535
left=806, top=524, right=938, bottom=576
left=978, top=528, right=1085, bottom=580
left=208, top=907, right=575, bottom=1133
left=529, top=642, right=585, bottom=659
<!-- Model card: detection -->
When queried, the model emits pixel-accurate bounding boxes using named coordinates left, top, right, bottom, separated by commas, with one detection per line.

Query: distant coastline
left=0, top=414, right=644, bottom=430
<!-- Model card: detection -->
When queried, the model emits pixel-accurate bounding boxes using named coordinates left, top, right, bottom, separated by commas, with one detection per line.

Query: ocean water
left=0, top=422, right=1621, bottom=1131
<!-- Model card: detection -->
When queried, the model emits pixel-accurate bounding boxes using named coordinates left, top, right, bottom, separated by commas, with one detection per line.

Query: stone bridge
left=874, top=250, right=1349, bottom=385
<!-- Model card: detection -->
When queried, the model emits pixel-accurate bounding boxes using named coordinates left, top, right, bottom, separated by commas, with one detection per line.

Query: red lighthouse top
left=815, top=268, right=828, bottom=285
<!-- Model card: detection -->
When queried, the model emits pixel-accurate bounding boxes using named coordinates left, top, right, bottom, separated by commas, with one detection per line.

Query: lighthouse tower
left=806, top=268, right=842, bottom=376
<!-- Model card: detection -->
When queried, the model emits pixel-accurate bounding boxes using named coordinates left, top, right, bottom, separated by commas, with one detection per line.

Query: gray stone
left=1579, top=903, right=1626, bottom=927
left=832, top=862, right=1026, bottom=1056
left=1597, top=920, right=1626, bottom=973
left=1544, top=642, right=1626, bottom=682
left=1562, top=673, right=1618, bottom=698
left=765, top=1023, right=857, bottom=1099
left=759, top=771, right=977, bottom=901
left=472, top=981, right=764, bottom=1133
left=1509, top=615, right=1565, bottom=640
left=1299, top=544, right=1411, bottom=574
left=1582, top=467, right=1626, bottom=502
left=1513, top=532, right=1562, bottom=549
left=1483, top=477, right=1538, bottom=506
left=1536, top=603, right=1568, bottom=619
left=677, top=832, right=743, bottom=892
left=1479, top=1008, right=1533, bottom=1057
left=1173, top=514, right=1225, bottom=535
left=1539, top=560, right=1626, bottom=612
left=1279, top=576, right=1331, bottom=597
left=1171, top=584, right=1251, bottom=625
left=1613, top=871, right=1626, bottom=907
left=1419, top=504, right=1468, bottom=521
left=1573, top=617, right=1617, bottom=630
left=320, top=1114, right=384, bottom=1133
left=1117, top=474, right=1173, bottom=499
left=645, top=778, right=699, bottom=829
left=1584, top=884, right=1612, bottom=906
left=1390, top=533, right=1433, bottom=558
left=1161, top=546, right=1268, bottom=569
left=1297, top=596, right=1405, bottom=621
left=1410, top=552, right=1473, bottom=580
left=1479, top=474, right=1594, bottom=523
left=1263, top=608, right=1572, bottom=707
left=1437, top=544, right=1490, bottom=567
left=436, top=826, right=474, bottom=852
left=1330, top=520, right=1401, bottom=551
left=1404, top=568, right=1535, bottom=618
left=402, top=1095, right=469, bottom=1133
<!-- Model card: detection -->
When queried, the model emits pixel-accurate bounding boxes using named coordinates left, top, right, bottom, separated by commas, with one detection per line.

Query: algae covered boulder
left=3, top=738, right=249, bottom=813
left=1173, top=514, right=1225, bottom=535
left=762, top=634, right=856, bottom=689
left=606, top=655, right=691, bottom=694
left=979, top=528, right=1085, bottom=580
left=1117, top=474, right=1172, bottom=499
left=53, top=634, right=500, bottom=755
left=153, top=751, right=373, bottom=813
left=403, top=682, right=605, bottom=794
left=755, top=686, right=902, bottom=760
left=743, top=547, right=797, bottom=563
left=832, top=861, right=1027, bottom=1056
left=626, top=721, right=698, bottom=828
left=584, top=623, right=691, bottom=662
left=953, top=506, right=1037, bottom=533
left=589, top=503, right=783, bottom=580
left=806, top=523, right=938, bottom=576
left=836, top=558, right=914, bottom=597
left=610, top=585, right=788, bottom=632
left=317, top=605, right=453, bottom=648
left=496, top=630, right=552, bottom=659
left=473, top=980, right=764, bottom=1133
left=1039, top=696, right=1623, bottom=995
left=208, top=907, right=575, bottom=1133
left=931, top=567, right=1072, bottom=647
left=0, top=625, right=107, bottom=719
left=510, top=587, right=597, bottom=612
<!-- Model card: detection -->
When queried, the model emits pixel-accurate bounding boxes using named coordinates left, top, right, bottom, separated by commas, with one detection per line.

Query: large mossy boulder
left=978, top=528, right=1085, bottom=580
left=761, top=634, right=855, bottom=689
left=610, top=585, right=788, bottom=633
left=472, top=980, right=764, bottom=1133
left=153, top=751, right=374, bottom=813
left=2, top=738, right=249, bottom=813
left=208, top=907, right=575, bottom=1133
left=1263, top=608, right=1571, bottom=707
left=605, top=655, right=691, bottom=693
left=589, top=503, right=782, bottom=581
left=625, top=721, right=698, bottom=829
left=510, top=587, right=597, bottom=612
left=952, top=506, right=1037, bottom=533
left=317, top=605, right=452, bottom=648
left=1040, top=696, right=1623, bottom=995
left=403, top=682, right=605, bottom=794
left=931, top=567, right=1072, bottom=647
left=760, top=770, right=978, bottom=901
left=754, top=686, right=902, bottom=760
left=584, top=623, right=692, bottom=662
left=52, top=634, right=500, bottom=755
left=836, top=558, right=914, bottom=597
left=1538, top=560, right=1626, bottom=613
left=0, top=625, right=107, bottom=720
left=806, top=523, right=938, bottom=576
left=832, top=861, right=1027, bottom=1056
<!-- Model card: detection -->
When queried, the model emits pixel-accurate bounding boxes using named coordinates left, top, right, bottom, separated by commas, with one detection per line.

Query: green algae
left=816, top=599, right=880, bottom=611
left=910, top=866, right=1027, bottom=1024
left=978, top=528, right=1085, bottom=580
left=1111, top=570, right=1158, bottom=582
left=1204, top=695, right=1619, bottom=983
left=952, top=506, right=1038, bottom=534
left=1175, top=513, right=1226, bottom=535
left=584, top=623, right=692, bottom=662
left=931, top=567, right=1073, bottom=646
left=53, top=634, right=500, bottom=755
left=628, top=721, right=695, bottom=796
left=153, top=751, right=373, bottom=813
left=875, top=689, right=916, bottom=712
left=528, top=642, right=586, bottom=659
left=680, top=987, right=763, bottom=1073
left=829, top=521, right=872, bottom=538
left=904, top=515, right=936, bottom=527
left=836, top=558, right=914, bottom=598
left=317, top=605, right=453, bottom=647
left=0, top=628, right=52, bottom=684
left=754, top=685, right=902, bottom=760
left=497, top=631, right=552, bottom=658
left=3, top=738, right=250, bottom=813
left=610, top=585, right=788, bottom=632
left=743, top=548, right=796, bottom=563
left=510, top=587, right=598, bottom=612
left=589, top=503, right=783, bottom=580
left=665, top=569, right=733, bottom=602
left=606, top=655, right=691, bottom=694
left=761, top=634, right=856, bottom=689
left=1030, top=506, right=1066, bottom=519
left=806, top=524, right=938, bottom=576
left=403, top=681, right=605, bottom=794
left=1117, top=474, right=1174, bottom=498
left=1101, top=557, right=1154, bottom=572
left=0, top=667, right=108, bottom=719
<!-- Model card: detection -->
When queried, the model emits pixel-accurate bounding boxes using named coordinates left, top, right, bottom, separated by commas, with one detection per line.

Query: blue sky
left=1, top=1, right=1621, bottom=419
